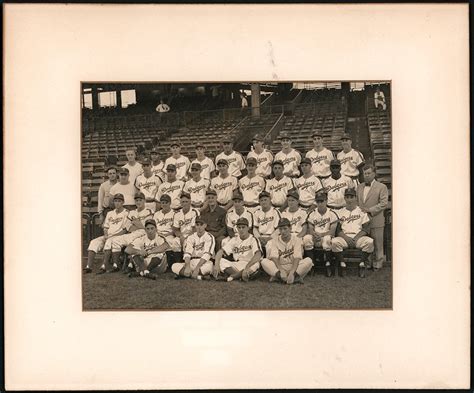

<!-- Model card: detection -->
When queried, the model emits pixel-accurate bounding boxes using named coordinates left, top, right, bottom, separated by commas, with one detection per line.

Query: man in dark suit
left=356, top=164, right=389, bottom=271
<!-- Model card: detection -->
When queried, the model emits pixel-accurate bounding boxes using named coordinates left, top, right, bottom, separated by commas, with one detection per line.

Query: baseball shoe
left=108, top=265, right=120, bottom=273
left=96, top=268, right=106, bottom=275
left=338, top=265, right=346, bottom=277
left=213, top=275, right=226, bottom=281
left=144, top=272, right=157, bottom=280
left=226, top=276, right=234, bottom=282
left=173, top=274, right=184, bottom=280
left=269, top=275, right=280, bottom=283
left=294, top=276, right=304, bottom=284
left=128, top=271, right=140, bottom=278
left=200, top=275, right=211, bottom=281
left=358, top=265, right=366, bottom=278
left=83, top=267, right=92, bottom=274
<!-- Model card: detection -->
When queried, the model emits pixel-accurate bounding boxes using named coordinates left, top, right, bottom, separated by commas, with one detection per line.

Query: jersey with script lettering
left=134, top=174, right=162, bottom=202
left=152, top=209, right=176, bottom=237
left=322, top=175, right=354, bottom=208
left=247, top=149, right=273, bottom=177
left=305, top=148, right=334, bottom=177
left=122, top=162, right=143, bottom=184
left=210, top=174, right=238, bottom=205
left=253, top=207, right=281, bottom=236
left=109, top=182, right=138, bottom=206
left=294, top=175, right=324, bottom=206
left=157, top=180, right=185, bottom=210
left=281, top=208, right=308, bottom=235
left=337, top=149, right=365, bottom=177
left=275, top=148, right=301, bottom=177
left=127, top=207, right=154, bottom=231
left=184, top=178, right=210, bottom=207
left=215, top=151, right=246, bottom=178
left=103, top=209, right=130, bottom=236
left=164, top=155, right=191, bottom=181
left=222, top=234, right=262, bottom=263
left=265, top=234, right=304, bottom=268
left=192, top=157, right=215, bottom=180
left=226, top=207, right=254, bottom=234
left=173, top=208, right=200, bottom=238
left=151, top=161, right=166, bottom=182
left=307, top=208, right=339, bottom=235
left=338, top=206, right=370, bottom=238
left=183, top=231, right=216, bottom=261
left=131, top=233, right=167, bottom=256
left=239, top=175, right=266, bottom=205
left=265, top=176, right=294, bottom=206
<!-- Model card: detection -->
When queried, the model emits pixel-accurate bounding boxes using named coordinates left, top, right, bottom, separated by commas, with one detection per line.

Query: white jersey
left=266, top=234, right=304, bottom=268
left=109, top=182, right=137, bottom=206
left=210, top=174, right=238, bottom=205
left=103, top=209, right=129, bottom=236
left=152, top=209, right=176, bottom=237
left=265, top=176, right=294, bottom=207
left=305, top=148, right=334, bottom=177
left=151, top=161, right=166, bottom=182
left=164, top=155, right=191, bottom=181
left=131, top=233, right=167, bottom=257
left=253, top=207, right=281, bottom=236
left=322, top=175, right=354, bottom=208
left=127, top=208, right=154, bottom=231
left=184, top=231, right=215, bottom=261
left=215, top=151, right=245, bottom=177
left=338, top=206, right=370, bottom=238
left=275, top=149, right=301, bottom=177
left=239, top=175, right=266, bottom=206
left=173, top=208, right=200, bottom=237
left=184, top=178, right=210, bottom=207
left=281, top=208, right=308, bottom=235
left=294, top=175, right=324, bottom=206
left=192, top=157, right=215, bottom=180
left=157, top=180, right=185, bottom=210
left=134, top=174, right=162, bottom=201
left=337, top=149, right=365, bottom=177
left=226, top=207, right=254, bottom=234
left=222, top=234, right=262, bottom=263
left=307, top=208, right=339, bottom=235
left=122, top=162, right=143, bottom=184
left=247, top=149, right=273, bottom=177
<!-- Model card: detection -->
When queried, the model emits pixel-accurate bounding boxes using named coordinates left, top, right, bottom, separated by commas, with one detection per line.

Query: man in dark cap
left=192, top=143, right=215, bottom=181
left=238, top=156, right=266, bottom=213
left=247, top=134, right=273, bottom=178
left=210, top=158, right=238, bottom=210
left=215, top=138, right=246, bottom=178
left=156, top=164, right=185, bottom=211
left=150, top=147, right=166, bottom=182
left=321, top=159, right=355, bottom=210
left=337, top=133, right=365, bottom=185
left=294, top=157, right=324, bottom=211
left=184, top=162, right=210, bottom=210
left=274, top=133, right=302, bottom=178
left=164, top=142, right=191, bottom=181
left=134, top=157, right=163, bottom=212
left=305, top=131, right=334, bottom=179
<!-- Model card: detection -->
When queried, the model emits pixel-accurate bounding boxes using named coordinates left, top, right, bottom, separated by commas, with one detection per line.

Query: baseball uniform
left=164, top=155, right=191, bottom=181
left=304, top=208, right=339, bottom=251
left=151, top=161, right=166, bottom=182
left=265, top=176, right=294, bottom=207
left=191, top=157, right=215, bottom=180
left=156, top=179, right=185, bottom=210
left=293, top=175, right=324, bottom=208
left=253, top=207, right=281, bottom=238
left=305, top=148, right=334, bottom=178
left=173, top=207, right=200, bottom=238
left=281, top=208, right=308, bottom=235
left=153, top=209, right=181, bottom=252
left=184, top=177, right=210, bottom=208
left=171, top=231, right=216, bottom=276
left=275, top=149, right=301, bottom=177
left=225, top=207, right=254, bottom=235
left=247, top=149, right=273, bottom=178
left=111, top=207, right=153, bottom=252
left=322, top=175, right=354, bottom=209
left=134, top=173, right=162, bottom=211
left=130, top=232, right=169, bottom=270
left=331, top=206, right=374, bottom=253
left=210, top=174, right=238, bottom=206
left=239, top=174, right=266, bottom=210
left=109, top=182, right=138, bottom=207
left=219, top=234, right=262, bottom=273
left=215, top=151, right=245, bottom=178
left=122, top=162, right=143, bottom=184
left=337, top=149, right=365, bottom=178
left=88, top=208, right=130, bottom=253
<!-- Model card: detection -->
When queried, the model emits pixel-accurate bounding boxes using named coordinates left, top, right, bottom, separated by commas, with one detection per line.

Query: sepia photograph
left=81, top=81, right=393, bottom=310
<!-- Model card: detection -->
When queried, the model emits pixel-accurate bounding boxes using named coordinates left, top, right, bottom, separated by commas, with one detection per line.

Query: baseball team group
left=83, top=131, right=389, bottom=283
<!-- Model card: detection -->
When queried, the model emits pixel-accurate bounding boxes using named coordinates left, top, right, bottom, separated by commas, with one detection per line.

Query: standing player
left=156, top=164, right=185, bottom=211
left=97, top=167, right=118, bottom=223
left=150, top=147, right=166, bottom=182
left=223, top=191, right=254, bottom=246
left=265, top=160, right=294, bottom=211
left=253, top=191, right=281, bottom=250
left=164, top=142, right=191, bottom=181
left=134, top=158, right=162, bottom=212
left=322, top=159, right=354, bottom=210
left=213, top=217, right=262, bottom=282
left=331, top=188, right=374, bottom=278
left=247, top=134, right=273, bottom=178
left=281, top=189, right=308, bottom=240
left=184, top=162, right=210, bottom=210
left=171, top=217, right=216, bottom=280
left=238, top=157, right=266, bottom=213
left=215, top=138, right=246, bottom=178
left=305, top=131, right=334, bottom=179
left=210, top=159, right=238, bottom=210
left=200, top=189, right=227, bottom=250
left=261, top=218, right=314, bottom=284
left=274, top=134, right=301, bottom=178
left=172, top=192, right=200, bottom=248
left=337, top=133, right=365, bottom=185
left=192, top=143, right=215, bottom=181
left=293, top=157, right=324, bottom=210
left=109, top=168, right=138, bottom=210
left=122, top=148, right=143, bottom=184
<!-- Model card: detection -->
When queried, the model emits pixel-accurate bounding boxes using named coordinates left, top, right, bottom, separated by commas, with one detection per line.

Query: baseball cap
left=180, top=192, right=191, bottom=199
left=300, top=157, right=312, bottom=165
left=344, top=188, right=357, bottom=197
left=195, top=217, right=206, bottom=225
left=170, top=142, right=181, bottom=147
left=113, top=193, right=125, bottom=201
left=258, top=191, right=271, bottom=199
left=235, top=217, right=249, bottom=227
left=246, top=157, right=257, bottom=166
left=150, top=148, right=159, bottom=154
left=216, top=159, right=229, bottom=166
left=280, top=133, right=291, bottom=140
left=222, top=138, right=233, bottom=144
left=206, top=189, right=217, bottom=196
left=341, top=133, right=352, bottom=141
left=119, top=167, right=129, bottom=175
left=272, top=160, right=284, bottom=167
left=287, top=189, right=299, bottom=200
left=252, top=134, right=264, bottom=142
left=144, top=219, right=157, bottom=227
left=141, top=158, right=152, bottom=166
left=312, top=131, right=323, bottom=138
left=166, top=164, right=177, bottom=171
left=196, top=143, right=205, bottom=149
left=330, top=159, right=341, bottom=167
left=277, top=218, right=292, bottom=228
left=315, top=191, right=328, bottom=201
left=190, top=162, right=202, bottom=170
left=160, top=194, right=172, bottom=203
left=232, top=191, right=244, bottom=201
left=134, top=192, right=146, bottom=200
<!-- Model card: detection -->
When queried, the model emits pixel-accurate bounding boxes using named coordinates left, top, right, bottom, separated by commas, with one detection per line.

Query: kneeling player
left=125, top=219, right=169, bottom=280
left=331, top=188, right=374, bottom=277
left=171, top=218, right=216, bottom=279
left=213, top=217, right=262, bottom=282
left=261, top=218, right=313, bottom=284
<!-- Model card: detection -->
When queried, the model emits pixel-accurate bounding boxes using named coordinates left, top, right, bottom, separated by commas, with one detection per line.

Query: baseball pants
left=88, top=235, right=114, bottom=253
left=219, top=258, right=260, bottom=274
left=370, top=226, right=385, bottom=268
left=132, top=254, right=167, bottom=273
left=375, top=99, right=387, bottom=110
left=161, top=235, right=182, bottom=252
left=111, top=230, right=146, bottom=252
left=331, top=236, right=374, bottom=253
left=171, top=259, right=214, bottom=275
left=261, top=258, right=313, bottom=278
left=302, top=234, right=332, bottom=251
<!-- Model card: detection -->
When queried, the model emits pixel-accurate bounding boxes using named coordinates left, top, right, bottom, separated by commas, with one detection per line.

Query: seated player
left=134, top=158, right=162, bottom=212
left=84, top=193, right=129, bottom=274
left=303, top=191, right=339, bottom=277
left=200, top=189, right=227, bottom=251
left=171, top=217, right=216, bottom=280
left=215, top=138, right=246, bottom=178
left=172, top=192, right=200, bottom=248
left=261, top=218, right=314, bottom=284
left=374, top=86, right=386, bottom=110
left=210, top=159, right=238, bottom=210
left=150, top=147, right=166, bottom=182
left=184, top=162, right=210, bottom=210
left=265, top=160, right=294, bottom=211
left=247, top=134, right=273, bottom=178
left=293, top=157, right=323, bottom=211
left=213, top=217, right=262, bottom=282
left=274, top=134, right=301, bottom=178
left=125, top=219, right=170, bottom=280
left=192, top=143, right=215, bottom=181
left=122, top=148, right=143, bottom=184
left=239, top=157, right=266, bottom=213
left=331, top=188, right=374, bottom=278
left=164, top=142, right=191, bottom=181
left=281, top=189, right=308, bottom=243
left=322, top=159, right=354, bottom=210
left=253, top=191, right=281, bottom=250
left=156, top=164, right=185, bottom=211
left=223, top=191, right=254, bottom=247
left=109, top=167, right=138, bottom=210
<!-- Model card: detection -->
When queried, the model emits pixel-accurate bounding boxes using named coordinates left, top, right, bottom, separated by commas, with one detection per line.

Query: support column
left=116, top=90, right=122, bottom=108
left=251, top=83, right=261, bottom=117
left=92, top=87, right=99, bottom=110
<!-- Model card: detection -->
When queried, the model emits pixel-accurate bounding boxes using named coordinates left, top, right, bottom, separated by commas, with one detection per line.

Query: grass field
left=82, top=262, right=392, bottom=310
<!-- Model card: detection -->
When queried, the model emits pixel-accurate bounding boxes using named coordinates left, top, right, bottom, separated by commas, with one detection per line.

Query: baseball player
left=213, top=217, right=262, bottom=282
left=183, top=162, right=210, bottom=210
left=337, top=133, right=365, bottom=185
left=246, top=134, right=273, bottom=178
left=305, top=131, right=334, bottom=179
left=172, top=192, right=200, bottom=248
left=200, top=189, right=227, bottom=251
left=265, top=160, right=294, bottom=211
left=150, top=147, right=166, bottom=182
left=304, top=191, right=339, bottom=277
left=134, top=158, right=162, bottom=212
left=261, top=218, right=314, bottom=284
left=171, top=217, right=216, bottom=280
left=164, top=142, right=191, bottom=181
left=156, top=164, right=185, bottom=211
left=331, top=188, right=374, bottom=278
left=281, top=189, right=308, bottom=240
left=238, top=157, right=266, bottom=213
left=192, top=143, right=215, bottom=181
left=322, top=159, right=354, bottom=210
left=274, top=134, right=301, bottom=177
left=210, top=159, right=238, bottom=210
left=84, top=193, right=129, bottom=274
left=109, top=167, right=138, bottom=210
left=122, top=148, right=143, bottom=184
left=223, top=191, right=254, bottom=247
left=125, top=219, right=170, bottom=280
left=97, top=166, right=118, bottom=223
left=215, top=138, right=246, bottom=178
left=293, top=157, right=324, bottom=210
left=253, top=191, right=281, bottom=250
